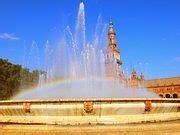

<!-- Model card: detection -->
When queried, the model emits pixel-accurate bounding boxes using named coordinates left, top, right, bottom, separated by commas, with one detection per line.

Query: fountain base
left=0, top=98, right=179, bottom=134
left=0, top=98, right=179, bottom=125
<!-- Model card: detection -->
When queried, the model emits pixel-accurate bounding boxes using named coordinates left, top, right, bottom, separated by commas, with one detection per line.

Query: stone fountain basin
left=0, top=98, right=179, bottom=125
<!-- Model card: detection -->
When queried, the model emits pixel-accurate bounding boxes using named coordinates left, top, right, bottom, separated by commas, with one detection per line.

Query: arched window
left=165, top=94, right=170, bottom=98
left=173, top=94, right=178, bottom=98
left=159, top=94, right=163, bottom=98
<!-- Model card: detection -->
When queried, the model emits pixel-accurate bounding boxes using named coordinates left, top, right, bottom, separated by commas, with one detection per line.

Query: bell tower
left=109, top=21, right=116, bottom=47
left=105, top=22, right=123, bottom=79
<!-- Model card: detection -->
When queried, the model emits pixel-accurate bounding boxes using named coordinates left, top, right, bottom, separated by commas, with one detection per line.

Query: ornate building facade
left=105, top=22, right=180, bottom=98
left=145, top=77, right=180, bottom=98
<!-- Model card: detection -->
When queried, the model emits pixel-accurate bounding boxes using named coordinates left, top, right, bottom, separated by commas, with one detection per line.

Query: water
left=13, top=79, right=158, bottom=99
left=13, top=2, right=158, bottom=99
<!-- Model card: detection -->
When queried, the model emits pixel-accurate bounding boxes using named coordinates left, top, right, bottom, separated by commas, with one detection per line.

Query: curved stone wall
left=0, top=98, right=179, bottom=125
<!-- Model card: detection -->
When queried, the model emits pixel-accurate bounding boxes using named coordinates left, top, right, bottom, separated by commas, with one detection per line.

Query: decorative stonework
left=145, top=100, right=151, bottom=112
left=84, top=101, right=93, bottom=113
left=23, top=102, right=31, bottom=113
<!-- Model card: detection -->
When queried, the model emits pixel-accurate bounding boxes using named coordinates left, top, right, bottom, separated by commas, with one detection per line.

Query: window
left=165, top=94, right=170, bottom=98
left=173, top=94, right=178, bottom=98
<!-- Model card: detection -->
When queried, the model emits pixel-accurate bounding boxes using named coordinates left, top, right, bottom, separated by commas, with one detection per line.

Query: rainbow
left=13, top=77, right=117, bottom=99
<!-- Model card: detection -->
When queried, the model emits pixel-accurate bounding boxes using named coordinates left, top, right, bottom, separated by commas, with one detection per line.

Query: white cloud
left=0, top=33, right=20, bottom=40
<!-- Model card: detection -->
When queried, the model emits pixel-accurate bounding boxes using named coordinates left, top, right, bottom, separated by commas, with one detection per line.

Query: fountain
left=12, top=2, right=157, bottom=100
left=0, top=2, right=179, bottom=134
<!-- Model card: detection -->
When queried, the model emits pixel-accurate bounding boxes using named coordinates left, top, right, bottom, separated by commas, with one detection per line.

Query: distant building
left=105, top=22, right=180, bottom=98
left=130, top=69, right=145, bottom=88
left=145, top=77, right=180, bottom=98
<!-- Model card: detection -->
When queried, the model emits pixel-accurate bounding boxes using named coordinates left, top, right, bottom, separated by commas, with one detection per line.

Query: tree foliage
left=0, top=58, right=45, bottom=100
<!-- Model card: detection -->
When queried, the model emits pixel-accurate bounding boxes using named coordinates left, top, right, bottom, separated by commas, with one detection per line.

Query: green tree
left=0, top=58, right=45, bottom=100
left=0, top=58, right=21, bottom=99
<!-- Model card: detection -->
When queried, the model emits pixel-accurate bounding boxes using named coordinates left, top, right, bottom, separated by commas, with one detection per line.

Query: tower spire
left=109, top=21, right=115, bottom=34
left=108, top=21, right=116, bottom=48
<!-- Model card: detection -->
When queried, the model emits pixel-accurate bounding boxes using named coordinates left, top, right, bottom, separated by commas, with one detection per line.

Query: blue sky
left=0, top=0, right=180, bottom=79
